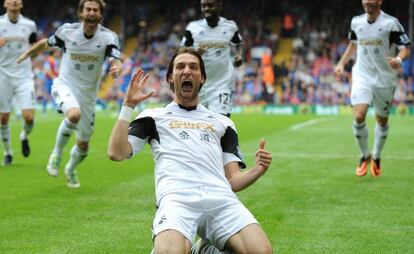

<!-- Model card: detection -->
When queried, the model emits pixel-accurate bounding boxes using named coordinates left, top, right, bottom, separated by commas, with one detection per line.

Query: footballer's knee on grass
left=225, top=224, right=273, bottom=254
left=154, top=230, right=191, bottom=254
left=0, top=113, right=10, bottom=125
left=66, top=108, right=81, bottom=124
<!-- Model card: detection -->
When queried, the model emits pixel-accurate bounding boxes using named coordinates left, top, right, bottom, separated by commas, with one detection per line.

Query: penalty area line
left=289, top=118, right=328, bottom=131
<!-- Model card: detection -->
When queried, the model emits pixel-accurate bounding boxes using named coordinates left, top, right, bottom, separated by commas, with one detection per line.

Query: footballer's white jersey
left=127, top=102, right=245, bottom=206
left=349, top=11, right=410, bottom=87
left=47, top=22, right=121, bottom=98
left=0, top=14, right=36, bottom=78
left=182, top=17, right=242, bottom=98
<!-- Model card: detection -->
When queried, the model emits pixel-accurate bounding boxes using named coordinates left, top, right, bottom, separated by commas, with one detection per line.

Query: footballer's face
left=79, top=1, right=103, bottom=31
left=4, top=0, right=23, bottom=12
left=201, top=0, right=220, bottom=20
left=169, top=53, right=205, bottom=106
left=362, top=0, right=382, bottom=15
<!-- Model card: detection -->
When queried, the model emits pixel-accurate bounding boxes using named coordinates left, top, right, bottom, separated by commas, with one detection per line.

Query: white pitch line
left=289, top=118, right=328, bottom=131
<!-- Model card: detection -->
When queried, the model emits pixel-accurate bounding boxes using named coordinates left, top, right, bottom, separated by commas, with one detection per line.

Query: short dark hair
left=78, top=0, right=106, bottom=18
left=166, top=47, right=207, bottom=90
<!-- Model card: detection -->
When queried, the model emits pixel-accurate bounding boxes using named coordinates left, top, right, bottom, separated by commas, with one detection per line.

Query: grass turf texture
left=0, top=112, right=413, bottom=253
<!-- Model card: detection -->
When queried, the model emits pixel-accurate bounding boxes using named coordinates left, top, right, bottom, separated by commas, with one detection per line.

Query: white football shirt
left=127, top=102, right=246, bottom=206
left=349, top=11, right=410, bottom=87
left=0, top=14, right=36, bottom=78
left=47, top=22, right=121, bottom=97
left=182, top=17, right=242, bottom=98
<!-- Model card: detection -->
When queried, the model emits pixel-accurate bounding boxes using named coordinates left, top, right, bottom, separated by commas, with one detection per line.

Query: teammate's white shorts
left=152, top=190, right=258, bottom=251
left=199, top=90, right=235, bottom=116
left=51, top=80, right=96, bottom=141
left=0, top=71, right=36, bottom=112
left=351, top=82, right=395, bottom=117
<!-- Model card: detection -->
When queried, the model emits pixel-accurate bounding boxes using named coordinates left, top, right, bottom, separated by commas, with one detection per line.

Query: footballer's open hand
left=123, top=68, right=154, bottom=108
left=255, top=139, right=272, bottom=175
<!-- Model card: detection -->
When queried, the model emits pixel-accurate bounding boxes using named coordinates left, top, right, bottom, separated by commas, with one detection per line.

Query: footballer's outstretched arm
left=224, top=139, right=272, bottom=192
left=16, top=38, right=50, bottom=63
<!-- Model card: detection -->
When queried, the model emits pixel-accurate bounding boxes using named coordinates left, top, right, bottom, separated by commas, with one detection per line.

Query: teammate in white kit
left=17, top=0, right=122, bottom=187
left=108, top=47, right=273, bottom=254
left=0, top=0, right=37, bottom=165
left=182, top=0, right=243, bottom=117
left=335, top=0, right=410, bottom=177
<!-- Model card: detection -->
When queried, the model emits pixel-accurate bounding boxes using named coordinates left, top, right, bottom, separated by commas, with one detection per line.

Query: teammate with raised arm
left=108, top=47, right=273, bottom=254
left=17, top=0, right=122, bottom=187
left=182, top=0, right=243, bottom=117
left=0, top=0, right=37, bottom=165
left=335, top=0, right=410, bottom=177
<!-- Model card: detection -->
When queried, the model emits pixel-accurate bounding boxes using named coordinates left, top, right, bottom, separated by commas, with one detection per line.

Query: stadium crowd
left=18, top=0, right=414, bottom=110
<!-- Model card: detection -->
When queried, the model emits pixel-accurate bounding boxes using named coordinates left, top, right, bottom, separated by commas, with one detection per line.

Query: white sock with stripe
left=352, top=121, right=369, bottom=158
left=52, top=119, right=77, bottom=158
left=0, top=124, right=12, bottom=155
left=372, top=124, right=388, bottom=159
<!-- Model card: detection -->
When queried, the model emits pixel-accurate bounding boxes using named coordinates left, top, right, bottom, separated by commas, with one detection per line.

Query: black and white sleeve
left=182, top=30, right=194, bottom=47
left=390, top=20, right=410, bottom=47
left=221, top=126, right=246, bottom=168
left=128, top=116, right=159, bottom=156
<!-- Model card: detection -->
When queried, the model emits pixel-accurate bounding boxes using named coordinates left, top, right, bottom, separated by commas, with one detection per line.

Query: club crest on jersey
left=179, top=131, right=189, bottom=140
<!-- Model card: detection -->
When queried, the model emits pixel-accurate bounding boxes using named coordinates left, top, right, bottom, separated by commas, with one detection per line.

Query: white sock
left=65, top=145, right=88, bottom=173
left=352, top=121, right=369, bottom=158
left=0, top=124, right=12, bottom=155
left=20, top=121, right=34, bottom=140
left=373, top=124, right=388, bottom=159
left=52, top=119, right=77, bottom=158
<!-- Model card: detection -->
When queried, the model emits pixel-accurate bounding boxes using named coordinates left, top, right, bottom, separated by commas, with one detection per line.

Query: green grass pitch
left=0, top=112, right=413, bottom=253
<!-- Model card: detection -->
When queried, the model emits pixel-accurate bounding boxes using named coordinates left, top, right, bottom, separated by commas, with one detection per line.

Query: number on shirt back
left=219, top=93, right=233, bottom=105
